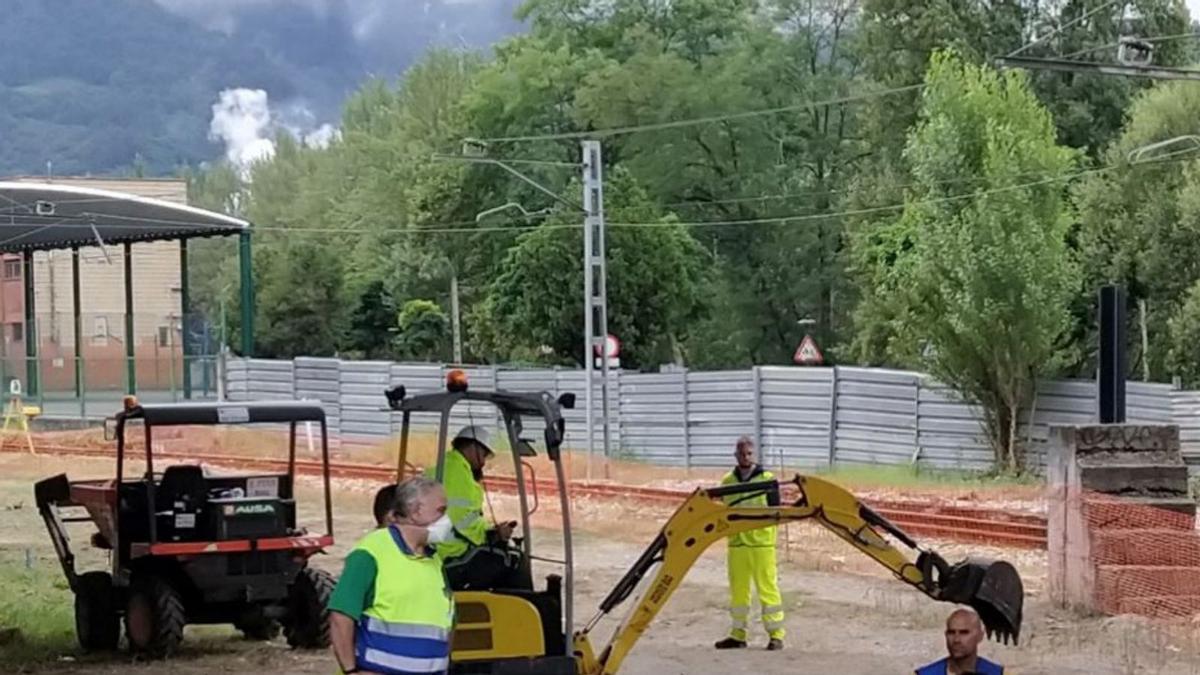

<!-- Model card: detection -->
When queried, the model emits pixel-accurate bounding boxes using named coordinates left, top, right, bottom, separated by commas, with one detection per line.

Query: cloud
left=154, top=0, right=333, bottom=35
left=208, top=88, right=339, bottom=173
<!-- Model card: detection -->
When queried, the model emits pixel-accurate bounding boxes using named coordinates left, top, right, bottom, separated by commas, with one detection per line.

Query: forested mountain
left=0, top=0, right=521, bottom=175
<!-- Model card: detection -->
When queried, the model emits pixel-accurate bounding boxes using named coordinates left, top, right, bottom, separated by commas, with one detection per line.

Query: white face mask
left=425, top=514, right=455, bottom=544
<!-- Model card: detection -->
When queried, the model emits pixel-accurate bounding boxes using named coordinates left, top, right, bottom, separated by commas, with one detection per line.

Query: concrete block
left=1073, top=424, right=1182, bottom=458
left=1077, top=464, right=1191, bottom=496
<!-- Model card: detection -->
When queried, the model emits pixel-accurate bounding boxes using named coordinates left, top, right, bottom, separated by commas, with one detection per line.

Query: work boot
left=766, top=638, right=784, bottom=651
left=714, top=637, right=747, bottom=649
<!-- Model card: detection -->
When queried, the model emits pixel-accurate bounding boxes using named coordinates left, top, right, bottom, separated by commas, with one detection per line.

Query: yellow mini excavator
left=383, top=370, right=1024, bottom=675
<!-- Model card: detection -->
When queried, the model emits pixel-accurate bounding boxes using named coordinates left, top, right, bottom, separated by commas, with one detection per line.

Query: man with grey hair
left=329, top=476, right=455, bottom=675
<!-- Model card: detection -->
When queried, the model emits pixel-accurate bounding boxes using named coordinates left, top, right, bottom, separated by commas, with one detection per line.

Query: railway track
left=11, top=444, right=1048, bottom=549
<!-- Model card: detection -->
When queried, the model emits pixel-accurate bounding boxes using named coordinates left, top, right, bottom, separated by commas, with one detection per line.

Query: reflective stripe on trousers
left=727, top=545, right=785, bottom=640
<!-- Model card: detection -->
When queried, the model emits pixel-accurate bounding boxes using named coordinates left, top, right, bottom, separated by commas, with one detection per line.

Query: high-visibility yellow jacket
left=720, top=465, right=780, bottom=547
left=352, top=526, right=454, bottom=673
left=434, top=448, right=488, bottom=560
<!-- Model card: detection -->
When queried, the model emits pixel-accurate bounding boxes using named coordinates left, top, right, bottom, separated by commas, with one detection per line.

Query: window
left=3, top=261, right=20, bottom=279
left=92, top=317, right=108, bottom=346
left=10, top=323, right=22, bottom=342
left=158, top=326, right=172, bottom=347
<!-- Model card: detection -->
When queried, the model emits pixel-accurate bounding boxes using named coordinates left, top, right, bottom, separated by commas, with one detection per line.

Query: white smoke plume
left=209, top=88, right=276, bottom=169
left=209, top=88, right=340, bottom=174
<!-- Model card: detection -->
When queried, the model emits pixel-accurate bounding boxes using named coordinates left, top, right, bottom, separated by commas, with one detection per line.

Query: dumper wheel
left=75, top=571, right=119, bottom=651
left=125, top=575, right=185, bottom=657
left=284, top=566, right=334, bottom=649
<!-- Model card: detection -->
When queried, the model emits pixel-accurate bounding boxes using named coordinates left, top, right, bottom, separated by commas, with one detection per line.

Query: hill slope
left=0, top=0, right=520, bottom=176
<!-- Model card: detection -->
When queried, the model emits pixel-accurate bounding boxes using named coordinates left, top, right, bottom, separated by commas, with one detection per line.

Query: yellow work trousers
left=727, top=544, right=785, bottom=641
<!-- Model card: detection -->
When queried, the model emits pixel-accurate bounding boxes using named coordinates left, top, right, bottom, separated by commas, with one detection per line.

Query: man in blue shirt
left=915, top=608, right=1004, bottom=674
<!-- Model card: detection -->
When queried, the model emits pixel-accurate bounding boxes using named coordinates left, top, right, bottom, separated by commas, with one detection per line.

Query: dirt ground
left=2, top=453, right=1199, bottom=674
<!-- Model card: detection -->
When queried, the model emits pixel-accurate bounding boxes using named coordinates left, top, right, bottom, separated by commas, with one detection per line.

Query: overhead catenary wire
left=1, top=146, right=1190, bottom=241
left=472, top=84, right=926, bottom=143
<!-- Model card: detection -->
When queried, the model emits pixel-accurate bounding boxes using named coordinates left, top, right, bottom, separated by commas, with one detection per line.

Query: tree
left=852, top=52, right=1080, bottom=470
left=344, top=281, right=397, bottom=359
left=394, top=300, right=450, bottom=362
left=1167, top=279, right=1200, bottom=387
left=255, top=235, right=348, bottom=358
left=478, top=169, right=709, bottom=368
left=1074, top=81, right=1200, bottom=380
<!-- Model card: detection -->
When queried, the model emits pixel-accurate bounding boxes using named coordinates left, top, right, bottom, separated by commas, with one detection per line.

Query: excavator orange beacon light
left=446, top=369, right=469, bottom=393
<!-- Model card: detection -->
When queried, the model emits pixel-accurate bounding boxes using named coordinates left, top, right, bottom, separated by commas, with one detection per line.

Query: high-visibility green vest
left=720, top=466, right=779, bottom=547
left=431, top=449, right=487, bottom=560
left=353, top=526, right=454, bottom=673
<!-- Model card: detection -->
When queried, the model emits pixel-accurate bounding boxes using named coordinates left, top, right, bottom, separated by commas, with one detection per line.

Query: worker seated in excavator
left=434, top=425, right=530, bottom=591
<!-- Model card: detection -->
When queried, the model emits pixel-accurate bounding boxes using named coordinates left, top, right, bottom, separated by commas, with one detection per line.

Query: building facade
left=1, top=177, right=190, bottom=394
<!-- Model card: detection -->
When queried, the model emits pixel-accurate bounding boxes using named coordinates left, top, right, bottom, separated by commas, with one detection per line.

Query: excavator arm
left=572, top=474, right=1024, bottom=675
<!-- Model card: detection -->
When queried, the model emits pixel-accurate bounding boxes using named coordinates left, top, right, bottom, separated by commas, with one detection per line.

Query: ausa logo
left=224, top=503, right=276, bottom=516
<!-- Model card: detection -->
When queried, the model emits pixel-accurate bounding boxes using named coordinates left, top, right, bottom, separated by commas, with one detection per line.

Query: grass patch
left=0, top=550, right=80, bottom=671
left=813, top=462, right=1039, bottom=490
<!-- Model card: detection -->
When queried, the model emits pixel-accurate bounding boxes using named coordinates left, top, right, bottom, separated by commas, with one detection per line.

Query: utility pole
left=450, top=272, right=463, bottom=364
left=582, top=140, right=611, bottom=480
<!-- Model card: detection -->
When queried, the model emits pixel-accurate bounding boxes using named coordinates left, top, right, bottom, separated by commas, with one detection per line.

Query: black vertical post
left=180, top=239, right=191, bottom=399
left=22, top=250, right=37, bottom=397
left=124, top=242, right=136, bottom=396
left=1098, top=285, right=1127, bottom=424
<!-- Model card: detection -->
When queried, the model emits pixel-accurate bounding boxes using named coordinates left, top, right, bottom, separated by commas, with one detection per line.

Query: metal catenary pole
left=581, top=140, right=611, bottom=479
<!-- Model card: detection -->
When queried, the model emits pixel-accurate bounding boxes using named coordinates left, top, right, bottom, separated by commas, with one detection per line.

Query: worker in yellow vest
left=714, top=436, right=786, bottom=651
left=328, top=476, right=455, bottom=674
left=435, top=425, right=527, bottom=590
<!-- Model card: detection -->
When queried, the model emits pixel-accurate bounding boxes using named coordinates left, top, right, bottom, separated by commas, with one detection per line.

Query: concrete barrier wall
left=218, top=357, right=1195, bottom=473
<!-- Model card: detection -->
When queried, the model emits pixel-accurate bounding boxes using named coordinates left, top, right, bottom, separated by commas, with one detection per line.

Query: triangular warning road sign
left=793, top=334, right=824, bottom=365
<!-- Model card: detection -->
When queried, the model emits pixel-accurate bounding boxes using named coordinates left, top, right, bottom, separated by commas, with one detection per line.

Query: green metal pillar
left=22, top=250, right=37, bottom=397
left=238, top=230, right=254, bottom=357
left=124, top=242, right=136, bottom=395
left=180, top=239, right=192, bottom=399
left=72, top=247, right=82, bottom=399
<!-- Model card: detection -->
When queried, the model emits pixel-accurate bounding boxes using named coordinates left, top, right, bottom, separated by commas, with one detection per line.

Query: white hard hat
left=452, top=425, right=495, bottom=456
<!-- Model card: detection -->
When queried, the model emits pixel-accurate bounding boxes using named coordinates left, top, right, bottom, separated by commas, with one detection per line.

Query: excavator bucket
left=936, top=558, right=1024, bottom=644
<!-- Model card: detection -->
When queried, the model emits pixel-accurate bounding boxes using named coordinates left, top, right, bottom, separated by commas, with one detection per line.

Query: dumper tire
left=75, top=571, right=119, bottom=651
left=124, top=574, right=185, bottom=657
left=285, top=566, right=334, bottom=649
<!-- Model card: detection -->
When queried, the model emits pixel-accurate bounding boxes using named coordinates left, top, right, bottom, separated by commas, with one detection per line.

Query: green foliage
left=256, top=235, right=348, bottom=358
left=1167, top=280, right=1200, bottom=387
left=345, top=281, right=398, bottom=360
left=853, top=52, right=1080, bottom=470
left=480, top=170, right=708, bottom=368
left=170, top=0, right=1200, bottom=401
left=1074, top=81, right=1200, bottom=379
left=395, top=300, right=451, bottom=361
